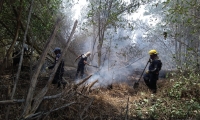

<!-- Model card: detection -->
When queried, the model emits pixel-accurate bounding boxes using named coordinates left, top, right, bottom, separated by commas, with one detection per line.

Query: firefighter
left=75, top=51, right=91, bottom=79
left=143, top=49, right=162, bottom=93
left=46, top=47, right=66, bottom=88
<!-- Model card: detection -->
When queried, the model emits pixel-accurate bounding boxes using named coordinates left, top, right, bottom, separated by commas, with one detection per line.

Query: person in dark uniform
left=75, top=51, right=91, bottom=79
left=12, top=47, right=29, bottom=66
left=143, top=49, right=162, bottom=93
left=46, top=47, right=66, bottom=88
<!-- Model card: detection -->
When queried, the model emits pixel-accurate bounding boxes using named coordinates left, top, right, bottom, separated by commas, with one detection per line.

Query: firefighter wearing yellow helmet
left=143, top=49, right=162, bottom=93
left=148, top=49, right=158, bottom=55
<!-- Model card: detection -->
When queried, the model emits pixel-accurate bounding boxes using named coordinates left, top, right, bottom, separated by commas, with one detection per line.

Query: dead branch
left=28, top=20, right=78, bottom=116
left=86, top=80, right=98, bottom=93
left=49, top=102, right=75, bottom=112
left=76, top=75, right=92, bottom=87
left=12, top=1, right=32, bottom=96
left=0, top=99, right=25, bottom=104
left=25, top=102, right=76, bottom=120
left=62, top=87, right=75, bottom=97
left=43, top=93, right=62, bottom=100
left=22, top=18, right=62, bottom=117
left=80, top=98, right=94, bottom=120
left=62, top=77, right=70, bottom=86
left=125, top=97, right=129, bottom=120
left=68, top=106, right=78, bottom=112
left=0, top=93, right=62, bottom=105
left=80, top=83, right=87, bottom=93
left=6, top=1, right=34, bottom=119
left=76, top=92, right=92, bottom=99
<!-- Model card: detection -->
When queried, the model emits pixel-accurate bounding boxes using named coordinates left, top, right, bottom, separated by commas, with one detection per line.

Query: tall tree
left=0, top=0, right=63, bottom=74
left=86, top=0, right=145, bottom=66
left=163, top=0, right=200, bottom=70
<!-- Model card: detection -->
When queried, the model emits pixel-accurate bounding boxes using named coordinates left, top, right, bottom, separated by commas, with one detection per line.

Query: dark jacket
left=148, top=58, right=162, bottom=74
left=48, top=54, right=64, bottom=73
left=78, top=54, right=87, bottom=66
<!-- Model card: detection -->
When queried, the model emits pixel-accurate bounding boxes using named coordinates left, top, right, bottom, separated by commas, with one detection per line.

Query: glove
left=45, top=67, right=49, bottom=70
left=146, top=70, right=149, bottom=74
left=148, top=59, right=152, bottom=63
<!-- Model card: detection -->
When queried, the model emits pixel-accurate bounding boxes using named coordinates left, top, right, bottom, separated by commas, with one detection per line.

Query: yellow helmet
left=149, top=49, right=158, bottom=55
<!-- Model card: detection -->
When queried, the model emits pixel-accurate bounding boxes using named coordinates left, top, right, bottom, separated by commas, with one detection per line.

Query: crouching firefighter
left=143, top=49, right=162, bottom=93
left=46, top=47, right=66, bottom=88
left=75, top=51, right=91, bottom=79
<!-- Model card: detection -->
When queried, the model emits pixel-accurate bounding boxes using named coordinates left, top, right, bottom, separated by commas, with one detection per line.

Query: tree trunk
left=22, top=20, right=78, bottom=119
left=0, top=0, right=4, bottom=13
left=0, top=1, right=22, bottom=75
left=97, top=7, right=102, bottom=67
left=21, top=18, right=62, bottom=117
left=6, top=0, right=34, bottom=119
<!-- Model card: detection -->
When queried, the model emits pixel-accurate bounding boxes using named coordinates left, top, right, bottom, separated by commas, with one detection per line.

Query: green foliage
left=162, top=0, right=200, bottom=62
left=85, top=0, right=144, bottom=31
left=0, top=0, right=63, bottom=52
left=132, top=70, right=200, bottom=119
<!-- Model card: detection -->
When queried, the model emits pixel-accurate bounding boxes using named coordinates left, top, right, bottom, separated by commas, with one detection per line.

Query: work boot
left=57, top=82, right=61, bottom=88
left=151, top=89, right=157, bottom=94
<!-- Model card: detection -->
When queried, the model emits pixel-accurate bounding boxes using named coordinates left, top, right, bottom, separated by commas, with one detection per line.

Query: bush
left=132, top=70, right=200, bottom=119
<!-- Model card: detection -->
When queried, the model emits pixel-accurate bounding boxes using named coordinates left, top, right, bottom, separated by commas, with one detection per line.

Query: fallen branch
left=25, top=102, right=76, bottom=119
left=80, top=83, right=87, bottom=93
left=28, top=20, right=78, bottom=116
left=76, top=75, right=92, bottom=87
left=68, top=106, right=78, bottom=112
left=80, top=98, right=94, bottom=120
left=0, top=93, right=62, bottom=105
left=49, top=102, right=75, bottom=112
left=86, top=80, right=98, bottom=93
left=22, top=18, right=62, bottom=117
left=0, top=99, right=25, bottom=104
left=76, top=92, right=91, bottom=99
left=43, top=93, right=62, bottom=100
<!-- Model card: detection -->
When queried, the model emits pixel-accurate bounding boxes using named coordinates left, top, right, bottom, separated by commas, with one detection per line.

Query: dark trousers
left=52, top=72, right=64, bottom=88
left=76, top=64, right=84, bottom=79
left=143, top=73, right=158, bottom=93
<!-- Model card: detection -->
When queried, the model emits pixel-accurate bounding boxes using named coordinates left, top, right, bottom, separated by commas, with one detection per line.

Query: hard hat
left=54, top=47, right=61, bottom=53
left=85, top=51, right=91, bottom=56
left=148, top=49, right=158, bottom=55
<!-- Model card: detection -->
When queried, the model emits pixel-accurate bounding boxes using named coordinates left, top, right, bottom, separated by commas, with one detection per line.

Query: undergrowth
left=1, top=69, right=200, bottom=119
left=131, top=70, right=200, bottom=119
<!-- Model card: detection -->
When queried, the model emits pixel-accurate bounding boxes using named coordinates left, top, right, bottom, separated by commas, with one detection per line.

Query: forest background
left=0, top=0, right=200, bottom=119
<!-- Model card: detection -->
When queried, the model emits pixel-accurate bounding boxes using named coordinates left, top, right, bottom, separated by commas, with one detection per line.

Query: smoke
left=73, top=27, right=148, bottom=88
left=86, top=60, right=132, bottom=88
left=67, top=1, right=175, bottom=88
left=75, top=23, right=174, bottom=89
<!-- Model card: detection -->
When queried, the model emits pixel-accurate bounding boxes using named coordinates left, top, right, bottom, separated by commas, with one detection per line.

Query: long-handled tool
left=133, top=60, right=149, bottom=89
left=89, top=64, right=99, bottom=68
